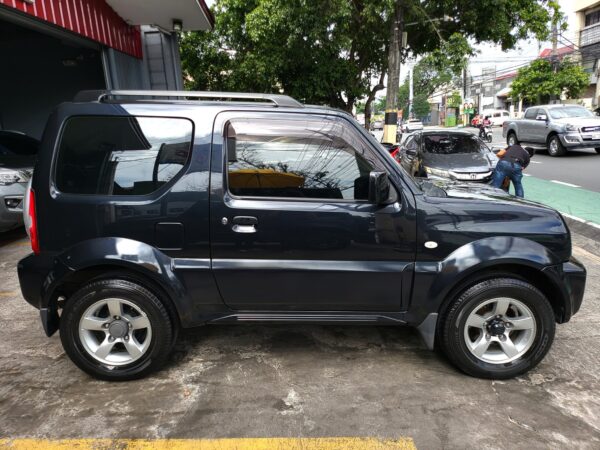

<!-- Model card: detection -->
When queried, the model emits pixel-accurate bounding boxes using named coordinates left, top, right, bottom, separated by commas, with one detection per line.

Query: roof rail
left=73, top=90, right=303, bottom=108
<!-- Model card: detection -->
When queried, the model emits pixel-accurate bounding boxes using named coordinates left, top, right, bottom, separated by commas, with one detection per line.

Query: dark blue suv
left=18, top=90, right=586, bottom=380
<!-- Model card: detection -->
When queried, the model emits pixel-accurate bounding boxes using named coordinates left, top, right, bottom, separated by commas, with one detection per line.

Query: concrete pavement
left=0, top=229, right=599, bottom=449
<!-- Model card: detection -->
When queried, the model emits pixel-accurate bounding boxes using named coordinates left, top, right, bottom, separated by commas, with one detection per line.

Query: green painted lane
left=522, top=176, right=600, bottom=225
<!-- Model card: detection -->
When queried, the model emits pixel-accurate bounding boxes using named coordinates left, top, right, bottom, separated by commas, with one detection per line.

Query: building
left=0, top=0, right=213, bottom=139
left=575, top=0, right=600, bottom=107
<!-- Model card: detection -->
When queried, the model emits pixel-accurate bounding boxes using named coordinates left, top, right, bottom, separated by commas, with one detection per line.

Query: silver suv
left=503, top=104, right=600, bottom=156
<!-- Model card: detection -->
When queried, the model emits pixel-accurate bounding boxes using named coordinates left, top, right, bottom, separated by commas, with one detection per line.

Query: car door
left=401, top=134, right=420, bottom=175
left=532, top=108, right=550, bottom=143
left=208, top=111, right=416, bottom=311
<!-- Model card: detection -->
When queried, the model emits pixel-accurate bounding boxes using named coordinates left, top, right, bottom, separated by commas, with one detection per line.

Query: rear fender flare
left=42, top=238, right=193, bottom=326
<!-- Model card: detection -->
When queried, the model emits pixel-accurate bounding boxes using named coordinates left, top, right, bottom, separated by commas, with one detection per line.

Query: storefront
left=0, top=0, right=213, bottom=139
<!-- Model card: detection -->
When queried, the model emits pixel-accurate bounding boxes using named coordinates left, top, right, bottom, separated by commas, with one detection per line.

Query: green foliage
left=412, top=94, right=431, bottom=118
left=182, top=0, right=392, bottom=111
left=180, top=0, right=564, bottom=113
left=510, top=58, right=590, bottom=103
left=446, top=91, right=463, bottom=108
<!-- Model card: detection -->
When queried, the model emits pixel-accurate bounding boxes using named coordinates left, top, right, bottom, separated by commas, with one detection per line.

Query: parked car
left=401, top=119, right=423, bottom=133
left=0, top=131, right=38, bottom=232
left=18, top=90, right=585, bottom=381
left=371, top=119, right=384, bottom=130
left=503, top=104, right=600, bottom=156
left=481, top=109, right=510, bottom=127
left=398, top=130, right=498, bottom=182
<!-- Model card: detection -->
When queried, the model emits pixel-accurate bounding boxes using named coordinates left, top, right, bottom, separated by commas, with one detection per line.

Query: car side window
left=224, top=117, right=380, bottom=201
left=524, top=108, right=538, bottom=119
left=405, top=136, right=417, bottom=151
left=55, top=116, right=193, bottom=196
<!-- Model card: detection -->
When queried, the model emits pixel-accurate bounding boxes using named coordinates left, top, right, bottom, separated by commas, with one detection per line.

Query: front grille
left=450, top=171, right=492, bottom=181
left=581, top=126, right=600, bottom=132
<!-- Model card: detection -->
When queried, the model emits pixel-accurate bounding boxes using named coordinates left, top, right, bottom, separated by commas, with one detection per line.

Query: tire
left=60, top=279, right=174, bottom=381
left=506, top=132, right=518, bottom=146
left=547, top=134, right=566, bottom=157
left=595, top=147, right=600, bottom=154
left=486, top=134, right=493, bottom=143
left=438, top=277, right=555, bottom=379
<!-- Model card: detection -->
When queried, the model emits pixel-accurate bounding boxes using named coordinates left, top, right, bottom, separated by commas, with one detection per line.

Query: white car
left=401, top=119, right=424, bottom=133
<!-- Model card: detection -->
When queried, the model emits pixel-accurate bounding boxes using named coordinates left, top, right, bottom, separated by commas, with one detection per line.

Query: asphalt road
left=470, top=127, right=600, bottom=193
left=1, top=229, right=600, bottom=449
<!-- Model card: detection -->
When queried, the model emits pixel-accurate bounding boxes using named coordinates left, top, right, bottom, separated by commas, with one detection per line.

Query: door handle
left=232, top=216, right=258, bottom=233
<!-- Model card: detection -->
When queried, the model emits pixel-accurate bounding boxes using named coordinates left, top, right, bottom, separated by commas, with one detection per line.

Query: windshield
left=423, top=134, right=485, bottom=154
left=548, top=107, right=593, bottom=119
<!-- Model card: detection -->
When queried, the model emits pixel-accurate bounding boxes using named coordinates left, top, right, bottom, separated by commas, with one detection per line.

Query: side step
left=207, top=312, right=407, bottom=325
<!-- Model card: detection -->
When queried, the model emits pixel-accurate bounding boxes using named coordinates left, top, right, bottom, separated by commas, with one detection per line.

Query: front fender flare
left=410, top=236, right=564, bottom=322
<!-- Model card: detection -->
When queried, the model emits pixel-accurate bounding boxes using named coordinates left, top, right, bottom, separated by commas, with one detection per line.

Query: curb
left=563, top=216, right=600, bottom=242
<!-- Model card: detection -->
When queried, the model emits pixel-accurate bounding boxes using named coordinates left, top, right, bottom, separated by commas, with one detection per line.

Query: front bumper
left=542, top=256, right=586, bottom=323
left=559, top=133, right=600, bottom=149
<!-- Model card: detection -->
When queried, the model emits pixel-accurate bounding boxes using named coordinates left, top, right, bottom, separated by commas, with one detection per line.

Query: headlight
left=565, top=124, right=578, bottom=132
left=0, top=169, right=31, bottom=185
left=424, top=166, right=450, bottom=178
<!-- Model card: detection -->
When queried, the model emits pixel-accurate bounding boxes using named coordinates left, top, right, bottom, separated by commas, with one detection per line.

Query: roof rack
left=73, top=90, right=303, bottom=108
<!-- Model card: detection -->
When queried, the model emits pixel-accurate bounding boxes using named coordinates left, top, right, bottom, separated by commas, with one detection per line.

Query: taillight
left=28, top=188, right=40, bottom=255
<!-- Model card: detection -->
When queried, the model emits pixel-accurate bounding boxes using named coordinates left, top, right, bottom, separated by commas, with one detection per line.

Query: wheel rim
left=549, top=138, right=558, bottom=155
left=463, top=297, right=536, bottom=365
left=79, top=298, right=152, bottom=366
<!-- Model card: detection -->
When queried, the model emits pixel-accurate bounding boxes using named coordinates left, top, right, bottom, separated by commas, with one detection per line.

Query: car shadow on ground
left=165, top=323, right=456, bottom=376
left=0, top=227, right=27, bottom=247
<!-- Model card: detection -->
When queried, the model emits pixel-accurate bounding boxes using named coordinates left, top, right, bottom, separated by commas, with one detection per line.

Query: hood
left=422, top=151, right=494, bottom=172
left=553, top=117, right=600, bottom=128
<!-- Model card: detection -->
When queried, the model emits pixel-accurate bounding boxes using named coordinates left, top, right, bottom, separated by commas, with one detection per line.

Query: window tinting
left=524, top=108, right=538, bottom=119
left=56, top=116, right=193, bottom=195
left=225, top=118, right=376, bottom=200
left=423, top=134, right=484, bottom=154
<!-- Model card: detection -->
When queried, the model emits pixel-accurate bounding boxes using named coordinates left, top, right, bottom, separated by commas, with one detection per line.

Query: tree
left=181, top=0, right=392, bottom=114
left=510, top=58, right=590, bottom=104
left=181, top=0, right=563, bottom=127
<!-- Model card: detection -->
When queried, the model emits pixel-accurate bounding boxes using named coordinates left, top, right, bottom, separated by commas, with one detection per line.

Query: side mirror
left=536, top=114, right=548, bottom=121
left=368, top=171, right=391, bottom=204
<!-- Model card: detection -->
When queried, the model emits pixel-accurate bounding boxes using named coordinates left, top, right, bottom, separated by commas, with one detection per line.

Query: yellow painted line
left=0, top=438, right=416, bottom=450
left=0, top=291, right=18, bottom=298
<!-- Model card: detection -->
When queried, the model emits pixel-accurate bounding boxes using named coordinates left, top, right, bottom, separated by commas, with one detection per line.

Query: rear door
left=208, top=112, right=416, bottom=311
left=521, top=108, right=538, bottom=141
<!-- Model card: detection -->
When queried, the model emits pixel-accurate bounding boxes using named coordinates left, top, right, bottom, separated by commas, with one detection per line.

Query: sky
left=466, top=0, right=578, bottom=79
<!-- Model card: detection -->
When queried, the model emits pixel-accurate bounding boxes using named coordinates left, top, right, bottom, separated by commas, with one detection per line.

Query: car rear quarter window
left=55, top=116, right=193, bottom=196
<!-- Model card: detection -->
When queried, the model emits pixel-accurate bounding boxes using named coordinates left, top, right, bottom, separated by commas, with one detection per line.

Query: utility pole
left=550, top=15, right=559, bottom=102
left=382, top=1, right=404, bottom=144
left=408, top=66, right=413, bottom=119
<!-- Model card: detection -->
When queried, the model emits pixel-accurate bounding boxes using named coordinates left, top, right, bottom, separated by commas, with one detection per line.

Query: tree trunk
left=364, top=71, right=386, bottom=129
left=382, top=1, right=403, bottom=143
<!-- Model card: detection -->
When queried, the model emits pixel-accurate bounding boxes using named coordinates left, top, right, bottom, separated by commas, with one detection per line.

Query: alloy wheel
left=463, top=297, right=536, bottom=364
left=79, top=298, right=152, bottom=366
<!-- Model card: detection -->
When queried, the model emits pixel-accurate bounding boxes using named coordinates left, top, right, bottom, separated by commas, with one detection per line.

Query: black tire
left=506, top=132, right=518, bottom=146
left=60, top=279, right=174, bottom=381
left=438, top=278, right=555, bottom=379
left=595, top=147, right=600, bottom=154
left=547, top=134, right=566, bottom=157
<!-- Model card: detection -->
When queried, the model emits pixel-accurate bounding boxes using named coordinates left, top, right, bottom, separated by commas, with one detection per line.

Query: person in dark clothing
left=492, top=144, right=533, bottom=198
